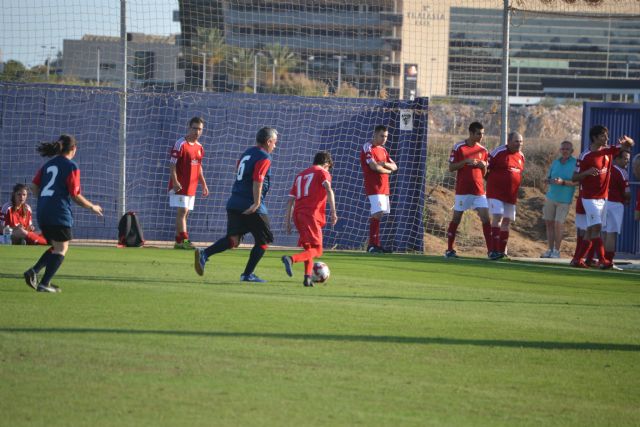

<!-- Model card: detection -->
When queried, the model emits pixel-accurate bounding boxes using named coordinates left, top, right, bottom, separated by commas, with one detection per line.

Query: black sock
left=204, top=237, right=231, bottom=259
left=32, top=250, right=52, bottom=273
left=40, top=253, right=65, bottom=286
left=243, top=245, right=265, bottom=276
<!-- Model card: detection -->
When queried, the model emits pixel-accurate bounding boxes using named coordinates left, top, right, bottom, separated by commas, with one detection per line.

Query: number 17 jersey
left=289, top=165, right=332, bottom=225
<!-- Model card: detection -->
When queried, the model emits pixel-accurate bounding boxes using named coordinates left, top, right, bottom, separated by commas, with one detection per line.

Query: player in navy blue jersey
left=22, top=135, right=103, bottom=293
left=194, top=127, right=278, bottom=282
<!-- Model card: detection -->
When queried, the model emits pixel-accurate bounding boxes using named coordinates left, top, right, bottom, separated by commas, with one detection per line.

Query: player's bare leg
left=445, top=210, right=464, bottom=258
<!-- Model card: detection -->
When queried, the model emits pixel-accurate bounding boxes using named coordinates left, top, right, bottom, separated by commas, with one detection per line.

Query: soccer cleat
left=367, top=244, right=383, bottom=254
left=540, top=249, right=552, bottom=258
left=303, top=276, right=314, bottom=287
left=174, top=240, right=195, bottom=250
left=281, top=256, right=293, bottom=277
left=194, top=248, right=207, bottom=276
left=444, top=249, right=459, bottom=259
left=23, top=269, right=37, bottom=290
left=569, top=259, right=589, bottom=269
left=37, top=283, right=61, bottom=293
left=600, top=262, right=622, bottom=271
left=489, top=251, right=505, bottom=260
left=584, top=258, right=597, bottom=268
left=240, top=273, right=267, bottom=283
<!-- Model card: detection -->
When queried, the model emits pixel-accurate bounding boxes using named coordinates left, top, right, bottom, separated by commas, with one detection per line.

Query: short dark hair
left=589, top=125, right=608, bottom=142
left=189, top=117, right=204, bottom=127
left=615, top=148, right=631, bottom=159
left=313, top=151, right=333, bottom=167
left=374, top=125, right=388, bottom=134
left=469, top=122, right=484, bottom=134
left=256, top=127, right=278, bottom=145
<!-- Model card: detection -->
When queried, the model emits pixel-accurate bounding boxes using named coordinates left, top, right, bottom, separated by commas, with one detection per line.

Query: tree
left=1, top=60, right=28, bottom=81
left=265, top=44, right=298, bottom=83
left=227, top=47, right=255, bottom=90
left=190, top=27, right=228, bottom=90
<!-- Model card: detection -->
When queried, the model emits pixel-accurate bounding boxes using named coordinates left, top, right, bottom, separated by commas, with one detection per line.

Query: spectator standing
left=360, top=124, right=397, bottom=253
left=486, top=132, right=525, bottom=260
left=541, top=141, right=578, bottom=258
left=281, top=152, right=338, bottom=287
left=168, top=117, right=209, bottom=249
left=1, top=183, right=47, bottom=245
left=445, top=121, right=492, bottom=258
left=194, top=127, right=278, bottom=283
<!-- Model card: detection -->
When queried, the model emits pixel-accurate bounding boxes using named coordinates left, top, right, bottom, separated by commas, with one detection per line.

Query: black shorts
left=41, top=225, right=73, bottom=243
left=227, top=210, right=274, bottom=245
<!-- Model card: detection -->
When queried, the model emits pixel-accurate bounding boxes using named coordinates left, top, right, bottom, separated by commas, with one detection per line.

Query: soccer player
left=601, top=150, right=631, bottom=270
left=194, top=127, right=278, bottom=283
left=168, top=116, right=209, bottom=249
left=571, top=126, right=634, bottom=267
left=22, top=135, right=103, bottom=292
left=360, top=124, right=397, bottom=253
left=281, top=152, right=338, bottom=287
left=486, top=132, right=525, bottom=260
left=445, top=121, right=492, bottom=258
left=1, top=183, right=47, bottom=245
left=634, top=153, right=640, bottom=222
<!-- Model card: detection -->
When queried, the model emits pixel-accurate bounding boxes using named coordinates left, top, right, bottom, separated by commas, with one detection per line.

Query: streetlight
left=202, top=52, right=207, bottom=92
left=41, top=45, right=55, bottom=81
left=334, top=55, right=344, bottom=91
left=253, top=52, right=264, bottom=94
left=97, top=47, right=101, bottom=86
left=272, top=58, right=277, bottom=87
left=305, top=55, right=314, bottom=78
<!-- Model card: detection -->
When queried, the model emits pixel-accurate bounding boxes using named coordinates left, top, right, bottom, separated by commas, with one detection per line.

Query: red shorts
left=294, top=212, right=324, bottom=247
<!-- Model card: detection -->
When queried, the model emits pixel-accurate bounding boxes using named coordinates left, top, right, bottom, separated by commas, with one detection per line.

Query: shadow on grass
left=1, top=327, right=639, bottom=352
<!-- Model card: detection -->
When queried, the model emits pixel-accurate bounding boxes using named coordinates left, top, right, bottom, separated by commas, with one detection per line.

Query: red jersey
left=289, top=165, right=332, bottom=226
left=607, top=164, right=629, bottom=204
left=360, top=142, right=391, bottom=196
left=168, top=137, right=204, bottom=196
left=575, top=146, right=619, bottom=200
left=486, top=146, right=525, bottom=204
left=449, top=140, right=488, bottom=196
left=1, top=202, right=33, bottom=229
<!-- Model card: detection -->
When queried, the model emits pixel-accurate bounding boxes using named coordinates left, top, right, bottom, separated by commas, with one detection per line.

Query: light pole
left=202, top=52, right=206, bottom=92
left=41, top=45, right=55, bottom=81
left=97, top=47, right=101, bottom=86
left=379, top=55, right=389, bottom=96
left=334, top=55, right=343, bottom=91
left=174, top=51, right=183, bottom=91
left=305, top=55, right=314, bottom=78
left=272, top=58, right=277, bottom=86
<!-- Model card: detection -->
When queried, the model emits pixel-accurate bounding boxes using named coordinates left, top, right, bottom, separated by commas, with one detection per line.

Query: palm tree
left=227, top=47, right=255, bottom=90
left=265, top=44, right=298, bottom=84
left=190, top=27, right=227, bottom=90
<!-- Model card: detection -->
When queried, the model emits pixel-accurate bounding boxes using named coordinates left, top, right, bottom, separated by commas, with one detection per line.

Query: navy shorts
left=226, top=210, right=273, bottom=246
left=41, top=225, right=73, bottom=243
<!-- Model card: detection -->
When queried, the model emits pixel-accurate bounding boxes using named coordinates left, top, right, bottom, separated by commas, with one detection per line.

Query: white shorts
left=488, top=198, right=516, bottom=221
left=454, top=194, right=488, bottom=212
left=582, top=198, right=606, bottom=228
left=169, top=191, right=195, bottom=211
left=575, top=214, right=587, bottom=231
left=368, top=194, right=390, bottom=216
left=603, top=201, right=624, bottom=234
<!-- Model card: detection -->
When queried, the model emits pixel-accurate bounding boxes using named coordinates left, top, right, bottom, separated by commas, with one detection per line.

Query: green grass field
left=1, top=245, right=639, bottom=426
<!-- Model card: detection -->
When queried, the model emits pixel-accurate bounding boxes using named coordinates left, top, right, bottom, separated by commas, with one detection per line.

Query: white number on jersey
left=236, top=155, right=251, bottom=181
left=294, top=173, right=315, bottom=199
left=40, top=165, right=59, bottom=197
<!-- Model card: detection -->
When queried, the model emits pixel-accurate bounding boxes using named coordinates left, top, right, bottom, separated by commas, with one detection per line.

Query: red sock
left=291, top=245, right=322, bottom=264
left=490, top=227, right=501, bottom=252
left=482, top=223, right=492, bottom=252
left=577, top=239, right=593, bottom=261
left=572, top=235, right=584, bottom=261
left=175, top=234, right=183, bottom=243
left=369, top=218, right=380, bottom=247
left=26, top=232, right=47, bottom=245
left=447, top=222, right=458, bottom=251
left=585, top=243, right=596, bottom=262
left=591, top=237, right=605, bottom=263
left=604, top=251, right=615, bottom=264
left=499, top=230, right=509, bottom=253
left=304, top=260, right=313, bottom=276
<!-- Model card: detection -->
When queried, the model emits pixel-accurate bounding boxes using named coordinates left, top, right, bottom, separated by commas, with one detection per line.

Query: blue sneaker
left=281, top=256, right=293, bottom=277
left=240, top=273, right=267, bottom=283
left=194, top=248, right=207, bottom=276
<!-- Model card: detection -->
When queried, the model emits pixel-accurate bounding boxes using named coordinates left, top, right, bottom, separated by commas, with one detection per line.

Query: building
left=62, top=33, right=184, bottom=89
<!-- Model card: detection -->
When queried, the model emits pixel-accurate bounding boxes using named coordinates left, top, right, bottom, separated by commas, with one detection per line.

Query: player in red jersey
left=168, top=117, right=209, bottom=249
left=360, top=124, right=397, bottom=253
left=445, top=121, right=492, bottom=258
left=634, top=153, right=640, bottom=222
left=282, top=152, right=338, bottom=287
left=486, top=132, right=525, bottom=260
left=1, top=183, right=47, bottom=245
left=571, top=125, right=634, bottom=267
left=601, top=150, right=631, bottom=270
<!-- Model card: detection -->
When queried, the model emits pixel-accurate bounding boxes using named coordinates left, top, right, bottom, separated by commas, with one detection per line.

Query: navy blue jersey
left=226, top=146, right=272, bottom=215
left=33, top=156, right=81, bottom=227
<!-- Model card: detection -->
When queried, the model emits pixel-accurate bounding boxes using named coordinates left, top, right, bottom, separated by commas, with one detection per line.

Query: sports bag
left=118, top=211, right=145, bottom=247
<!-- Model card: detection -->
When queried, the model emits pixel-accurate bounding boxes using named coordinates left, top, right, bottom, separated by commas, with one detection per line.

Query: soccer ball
left=311, top=261, right=330, bottom=283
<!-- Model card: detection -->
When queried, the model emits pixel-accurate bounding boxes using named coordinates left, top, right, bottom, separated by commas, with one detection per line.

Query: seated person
left=1, top=183, right=47, bottom=245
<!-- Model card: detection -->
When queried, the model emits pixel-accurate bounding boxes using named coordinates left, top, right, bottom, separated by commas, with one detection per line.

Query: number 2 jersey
left=32, top=155, right=81, bottom=227
left=226, top=146, right=272, bottom=215
left=288, top=165, right=332, bottom=226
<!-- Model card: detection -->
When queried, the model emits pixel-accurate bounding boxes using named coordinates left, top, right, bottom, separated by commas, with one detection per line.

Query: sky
left=1, top=0, right=180, bottom=67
